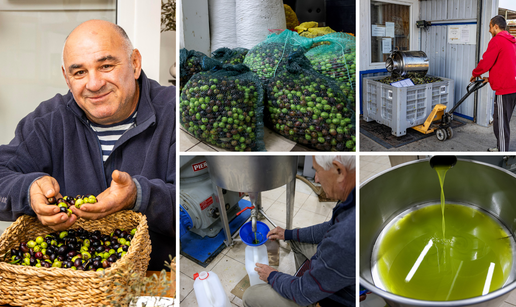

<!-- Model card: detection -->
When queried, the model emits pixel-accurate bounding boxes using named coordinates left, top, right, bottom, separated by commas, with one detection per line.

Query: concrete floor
left=360, top=117, right=516, bottom=152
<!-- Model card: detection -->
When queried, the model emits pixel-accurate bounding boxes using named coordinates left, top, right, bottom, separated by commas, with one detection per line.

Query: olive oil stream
left=374, top=165, right=513, bottom=301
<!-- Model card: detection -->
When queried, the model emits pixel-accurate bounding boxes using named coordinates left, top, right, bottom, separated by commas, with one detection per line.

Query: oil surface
left=375, top=204, right=513, bottom=301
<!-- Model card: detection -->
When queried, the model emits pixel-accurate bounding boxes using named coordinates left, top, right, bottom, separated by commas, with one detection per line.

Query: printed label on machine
left=192, top=161, right=208, bottom=172
left=200, top=196, right=214, bottom=210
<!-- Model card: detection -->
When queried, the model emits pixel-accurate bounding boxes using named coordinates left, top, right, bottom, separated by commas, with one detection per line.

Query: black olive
left=57, top=245, right=68, bottom=255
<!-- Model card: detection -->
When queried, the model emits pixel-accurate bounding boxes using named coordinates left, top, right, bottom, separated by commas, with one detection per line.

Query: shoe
left=487, top=147, right=499, bottom=152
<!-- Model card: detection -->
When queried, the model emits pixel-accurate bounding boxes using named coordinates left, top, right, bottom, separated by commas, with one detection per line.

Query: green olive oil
left=374, top=162, right=514, bottom=301
left=435, top=165, right=451, bottom=239
left=375, top=204, right=513, bottom=300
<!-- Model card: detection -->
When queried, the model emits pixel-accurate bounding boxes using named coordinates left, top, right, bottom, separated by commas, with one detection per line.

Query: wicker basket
left=0, top=210, right=151, bottom=306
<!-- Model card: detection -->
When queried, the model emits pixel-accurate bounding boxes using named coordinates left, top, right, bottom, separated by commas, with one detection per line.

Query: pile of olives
left=6, top=228, right=136, bottom=271
left=212, top=47, right=249, bottom=65
left=306, top=44, right=356, bottom=107
left=180, top=74, right=262, bottom=151
left=244, top=43, right=306, bottom=82
left=266, top=72, right=355, bottom=151
left=180, top=49, right=208, bottom=91
left=378, top=74, right=443, bottom=85
left=47, top=195, right=97, bottom=217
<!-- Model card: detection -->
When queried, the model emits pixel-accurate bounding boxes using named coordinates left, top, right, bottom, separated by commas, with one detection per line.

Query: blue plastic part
left=179, top=205, right=193, bottom=238
left=239, top=221, right=270, bottom=246
left=180, top=199, right=253, bottom=267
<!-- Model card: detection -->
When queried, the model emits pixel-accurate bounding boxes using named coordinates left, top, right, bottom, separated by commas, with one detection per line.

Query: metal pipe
left=259, top=209, right=278, bottom=228
left=216, top=185, right=233, bottom=246
left=251, top=208, right=258, bottom=233
left=286, top=175, right=296, bottom=229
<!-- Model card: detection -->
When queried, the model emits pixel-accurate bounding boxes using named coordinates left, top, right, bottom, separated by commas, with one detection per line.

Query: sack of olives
left=211, top=47, right=249, bottom=65
left=306, top=33, right=356, bottom=107
left=243, top=30, right=312, bottom=82
left=180, top=48, right=209, bottom=91
left=265, top=52, right=355, bottom=151
left=180, top=58, right=266, bottom=151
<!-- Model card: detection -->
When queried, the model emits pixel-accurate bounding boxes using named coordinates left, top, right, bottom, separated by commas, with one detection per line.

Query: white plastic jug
left=245, top=244, right=269, bottom=286
left=193, top=271, right=231, bottom=307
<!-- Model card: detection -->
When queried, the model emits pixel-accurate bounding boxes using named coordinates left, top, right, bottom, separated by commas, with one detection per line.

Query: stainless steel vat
left=360, top=158, right=516, bottom=307
left=386, top=50, right=429, bottom=77
left=206, top=156, right=297, bottom=245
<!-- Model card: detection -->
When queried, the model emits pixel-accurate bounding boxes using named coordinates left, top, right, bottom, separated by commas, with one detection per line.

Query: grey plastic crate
left=362, top=75, right=455, bottom=137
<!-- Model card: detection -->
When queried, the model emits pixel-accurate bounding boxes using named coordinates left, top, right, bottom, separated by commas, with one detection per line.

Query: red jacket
left=472, top=30, right=516, bottom=95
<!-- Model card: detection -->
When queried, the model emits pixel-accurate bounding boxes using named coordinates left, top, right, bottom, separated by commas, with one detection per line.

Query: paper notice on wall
left=386, top=22, right=395, bottom=38
left=461, top=27, right=470, bottom=43
left=372, top=25, right=386, bottom=37
left=382, top=38, right=392, bottom=54
left=448, top=25, right=477, bottom=44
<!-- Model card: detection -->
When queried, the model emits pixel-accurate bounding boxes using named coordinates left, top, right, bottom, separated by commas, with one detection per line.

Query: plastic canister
left=193, top=271, right=231, bottom=307
left=239, top=221, right=271, bottom=286
left=245, top=244, right=269, bottom=286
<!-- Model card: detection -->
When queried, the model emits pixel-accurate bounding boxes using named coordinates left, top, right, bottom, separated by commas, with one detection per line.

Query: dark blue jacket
left=269, top=188, right=356, bottom=306
left=0, top=71, right=176, bottom=270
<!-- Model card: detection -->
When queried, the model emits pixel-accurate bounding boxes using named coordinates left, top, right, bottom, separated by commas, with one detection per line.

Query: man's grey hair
left=61, top=22, right=134, bottom=71
left=314, top=155, right=355, bottom=171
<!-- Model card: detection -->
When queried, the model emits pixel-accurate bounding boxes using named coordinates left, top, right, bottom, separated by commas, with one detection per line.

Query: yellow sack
left=295, top=22, right=335, bottom=38
left=284, top=4, right=299, bottom=31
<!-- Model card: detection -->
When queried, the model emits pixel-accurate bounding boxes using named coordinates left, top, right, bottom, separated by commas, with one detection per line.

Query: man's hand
left=267, top=226, right=286, bottom=241
left=30, top=176, right=77, bottom=231
left=71, top=170, right=136, bottom=220
left=482, top=77, right=490, bottom=84
left=470, top=75, right=477, bottom=83
left=255, top=263, right=278, bottom=282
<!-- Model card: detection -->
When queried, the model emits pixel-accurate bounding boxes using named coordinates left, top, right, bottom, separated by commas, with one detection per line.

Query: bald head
left=62, top=20, right=133, bottom=71
left=60, top=19, right=142, bottom=126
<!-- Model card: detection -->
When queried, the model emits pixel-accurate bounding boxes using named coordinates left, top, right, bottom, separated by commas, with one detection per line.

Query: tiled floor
left=180, top=178, right=336, bottom=306
left=180, top=127, right=311, bottom=152
left=359, top=155, right=516, bottom=307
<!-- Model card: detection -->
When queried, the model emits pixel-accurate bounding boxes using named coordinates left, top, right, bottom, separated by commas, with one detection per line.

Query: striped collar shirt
left=90, top=112, right=137, bottom=162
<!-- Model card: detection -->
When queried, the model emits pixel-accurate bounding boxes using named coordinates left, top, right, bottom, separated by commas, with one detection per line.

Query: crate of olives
left=0, top=210, right=150, bottom=306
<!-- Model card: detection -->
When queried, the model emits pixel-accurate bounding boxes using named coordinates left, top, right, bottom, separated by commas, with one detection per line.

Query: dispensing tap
left=236, top=205, right=258, bottom=233
left=429, top=155, right=457, bottom=169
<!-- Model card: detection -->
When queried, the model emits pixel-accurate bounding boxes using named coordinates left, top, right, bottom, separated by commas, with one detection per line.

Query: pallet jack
left=412, top=79, right=488, bottom=141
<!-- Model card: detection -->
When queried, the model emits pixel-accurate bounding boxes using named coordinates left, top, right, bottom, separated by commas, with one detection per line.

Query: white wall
left=0, top=1, right=116, bottom=145
left=181, top=0, right=210, bottom=55
left=117, top=0, right=162, bottom=81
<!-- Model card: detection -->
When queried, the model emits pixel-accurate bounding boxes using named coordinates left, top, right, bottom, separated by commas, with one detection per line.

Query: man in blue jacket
left=0, top=20, right=175, bottom=271
left=243, top=155, right=355, bottom=307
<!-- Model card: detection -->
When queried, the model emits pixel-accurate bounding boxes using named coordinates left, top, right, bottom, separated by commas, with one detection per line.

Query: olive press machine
left=180, top=156, right=297, bottom=265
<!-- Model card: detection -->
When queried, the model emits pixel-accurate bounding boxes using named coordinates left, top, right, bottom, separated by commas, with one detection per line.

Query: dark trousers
left=494, top=93, right=516, bottom=151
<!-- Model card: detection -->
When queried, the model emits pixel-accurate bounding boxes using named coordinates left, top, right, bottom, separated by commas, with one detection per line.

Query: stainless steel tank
left=360, top=158, right=516, bottom=307
left=206, top=156, right=298, bottom=245
left=385, top=50, right=429, bottom=77
left=206, top=156, right=297, bottom=192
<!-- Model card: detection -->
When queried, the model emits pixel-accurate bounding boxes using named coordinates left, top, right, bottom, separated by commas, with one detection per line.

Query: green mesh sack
left=265, top=52, right=355, bottom=151
left=180, top=48, right=209, bottom=91
left=211, top=47, right=249, bottom=65
left=243, top=30, right=313, bottom=82
left=180, top=58, right=265, bottom=152
left=306, top=33, right=356, bottom=107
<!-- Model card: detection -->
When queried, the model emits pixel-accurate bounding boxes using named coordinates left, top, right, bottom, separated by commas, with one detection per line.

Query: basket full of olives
left=0, top=210, right=150, bottom=306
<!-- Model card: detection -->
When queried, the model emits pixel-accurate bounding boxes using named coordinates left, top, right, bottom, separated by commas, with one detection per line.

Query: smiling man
left=242, top=155, right=356, bottom=307
left=0, top=20, right=176, bottom=271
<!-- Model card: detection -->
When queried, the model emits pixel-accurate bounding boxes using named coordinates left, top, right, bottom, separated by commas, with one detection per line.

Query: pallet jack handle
left=447, top=79, right=488, bottom=115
